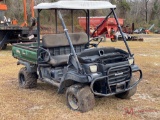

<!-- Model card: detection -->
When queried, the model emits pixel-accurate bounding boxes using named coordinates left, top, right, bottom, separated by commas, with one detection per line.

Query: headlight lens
left=128, top=58, right=134, bottom=65
left=89, top=65, right=97, bottom=73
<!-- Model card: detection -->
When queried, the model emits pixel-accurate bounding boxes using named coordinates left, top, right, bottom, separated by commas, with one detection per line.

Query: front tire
left=66, top=84, right=95, bottom=112
left=18, top=67, right=38, bottom=89
left=115, top=77, right=137, bottom=99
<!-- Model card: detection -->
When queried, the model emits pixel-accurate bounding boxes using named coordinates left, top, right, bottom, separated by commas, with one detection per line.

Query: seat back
left=42, top=32, right=88, bottom=47
left=42, top=32, right=88, bottom=55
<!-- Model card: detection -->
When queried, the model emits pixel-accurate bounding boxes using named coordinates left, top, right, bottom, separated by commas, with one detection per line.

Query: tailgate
left=12, top=42, right=38, bottom=64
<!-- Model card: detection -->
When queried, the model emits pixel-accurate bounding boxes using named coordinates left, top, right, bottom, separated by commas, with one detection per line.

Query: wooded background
left=3, top=0, right=160, bottom=30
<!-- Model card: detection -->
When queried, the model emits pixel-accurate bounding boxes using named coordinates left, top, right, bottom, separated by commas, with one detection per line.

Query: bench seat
left=42, top=32, right=88, bottom=66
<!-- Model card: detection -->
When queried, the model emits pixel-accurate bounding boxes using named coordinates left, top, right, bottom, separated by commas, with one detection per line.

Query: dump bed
left=12, top=42, right=39, bottom=64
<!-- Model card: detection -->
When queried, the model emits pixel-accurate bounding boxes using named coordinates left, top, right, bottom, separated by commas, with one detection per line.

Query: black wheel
left=111, top=38, right=117, bottom=42
left=1, top=44, right=7, bottom=50
left=115, top=77, right=137, bottom=99
left=18, top=67, right=38, bottom=89
left=66, top=84, right=95, bottom=112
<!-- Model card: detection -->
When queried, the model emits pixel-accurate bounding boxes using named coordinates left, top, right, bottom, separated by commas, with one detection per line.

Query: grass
left=0, top=35, right=160, bottom=120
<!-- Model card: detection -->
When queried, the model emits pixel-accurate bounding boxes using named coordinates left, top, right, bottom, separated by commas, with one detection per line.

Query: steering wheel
left=38, top=47, right=51, bottom=63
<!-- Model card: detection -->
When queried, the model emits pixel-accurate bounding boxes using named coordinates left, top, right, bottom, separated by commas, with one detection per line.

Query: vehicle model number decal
left=115, top=72, right=123, bottom=76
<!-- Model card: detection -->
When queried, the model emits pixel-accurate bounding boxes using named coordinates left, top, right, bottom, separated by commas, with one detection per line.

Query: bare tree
left=144, top=0, right=150, bottom=23
left=117, top=0, right=131, bottom=18
left=3, top=0, right=160, bottom=29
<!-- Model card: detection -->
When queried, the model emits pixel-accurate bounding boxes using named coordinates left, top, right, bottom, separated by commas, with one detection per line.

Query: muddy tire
left=66, top=84, right=95, bottom=112
left=1, top=44, right=7, bottom=50
left=115, top=77, right=137, bottom=99
left=18, top=67, right=38, bottom=89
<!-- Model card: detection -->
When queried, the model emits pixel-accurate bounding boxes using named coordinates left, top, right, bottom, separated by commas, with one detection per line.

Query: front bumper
left=90, top=64, right=142, bottom=97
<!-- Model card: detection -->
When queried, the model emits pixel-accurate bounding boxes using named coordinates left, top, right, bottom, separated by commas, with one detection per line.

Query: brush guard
left=90, top=65, right=142, bottom=97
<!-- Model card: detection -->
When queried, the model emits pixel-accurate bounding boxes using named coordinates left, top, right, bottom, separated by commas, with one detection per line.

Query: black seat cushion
left=48, top=55, right=69, bottom=66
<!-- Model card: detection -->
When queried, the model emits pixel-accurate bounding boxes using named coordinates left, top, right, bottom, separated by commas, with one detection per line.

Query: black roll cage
left=36, top=8, right=132, bottom=70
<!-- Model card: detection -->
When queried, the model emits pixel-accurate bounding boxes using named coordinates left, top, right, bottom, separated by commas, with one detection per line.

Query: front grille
left=107, top=65, right=131, bottom=84
left=92, top=64, right=133, bottom=95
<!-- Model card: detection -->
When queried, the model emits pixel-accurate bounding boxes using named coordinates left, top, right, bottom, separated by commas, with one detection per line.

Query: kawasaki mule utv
left=12, top=0, right=142, bottom=112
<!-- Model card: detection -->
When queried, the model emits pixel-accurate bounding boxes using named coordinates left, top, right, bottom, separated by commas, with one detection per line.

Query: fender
left=17, top=60, right=37, bottom=72
left=58, top=72, right=89, bottom=93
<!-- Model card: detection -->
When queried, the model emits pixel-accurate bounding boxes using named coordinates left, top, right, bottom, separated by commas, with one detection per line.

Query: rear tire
left=111, top=37, right=117, bottom=42
left=18, top=67, right=38, bottom=89
left=115, top=77, right=137, bottom=99
left=66, top=84, right=95, bottom=112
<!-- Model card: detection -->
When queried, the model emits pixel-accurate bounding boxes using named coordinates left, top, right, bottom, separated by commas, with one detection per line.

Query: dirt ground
left=0, top=35, right=160, bottom=120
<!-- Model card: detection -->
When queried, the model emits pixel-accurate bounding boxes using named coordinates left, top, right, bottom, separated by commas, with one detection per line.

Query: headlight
left=128, top=58, right=134, bottom=65
left=89, top=65, right=97, bottom=73
left=0, top=21, right=4, bottom=23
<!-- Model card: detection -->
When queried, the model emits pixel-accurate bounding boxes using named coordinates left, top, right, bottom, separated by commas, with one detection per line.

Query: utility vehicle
left=12, top=0, right=142, bottom=112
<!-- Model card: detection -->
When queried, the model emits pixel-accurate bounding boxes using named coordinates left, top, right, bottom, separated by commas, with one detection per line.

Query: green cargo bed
left=12, top=42, right=39, bottom=64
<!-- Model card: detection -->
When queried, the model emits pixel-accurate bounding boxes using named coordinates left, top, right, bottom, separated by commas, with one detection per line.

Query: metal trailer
left=0, top=0, right=36, bottom=50
left=0, top=27, right=37, bottom=50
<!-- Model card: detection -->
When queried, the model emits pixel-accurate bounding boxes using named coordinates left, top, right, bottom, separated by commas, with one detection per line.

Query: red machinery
left=0, top=2, right=7, bottom=10
left=78, top=17, right=124, bottom=41
left=21, top=0, right=35, bottom=27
